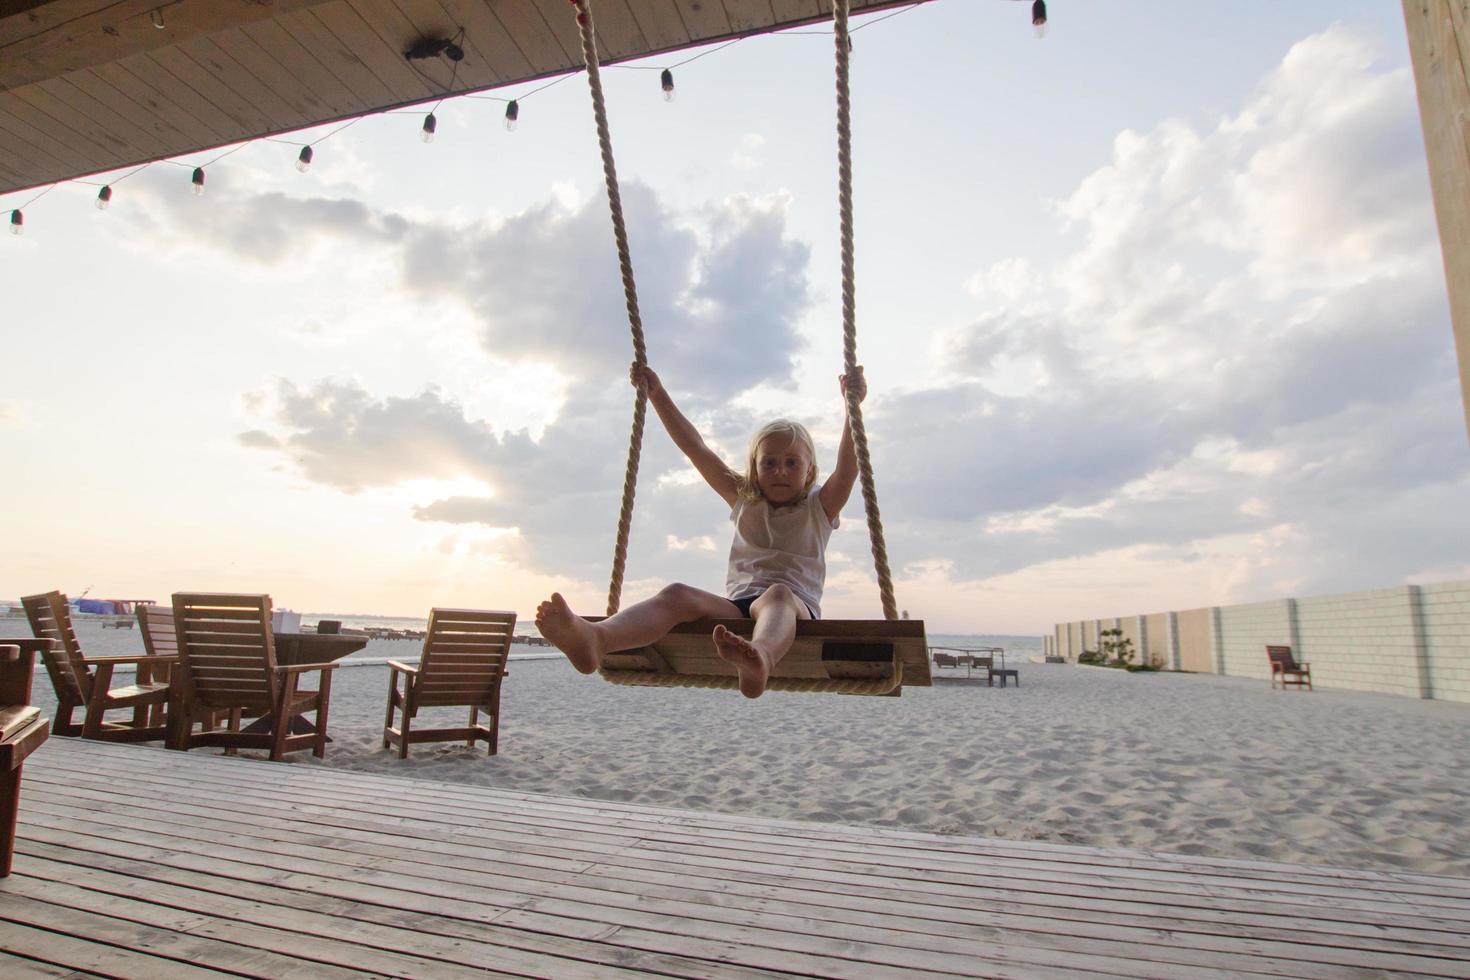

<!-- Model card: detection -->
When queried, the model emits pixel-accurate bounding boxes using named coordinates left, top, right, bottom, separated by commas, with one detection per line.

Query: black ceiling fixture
left=404, top=37, right=464, bottom=62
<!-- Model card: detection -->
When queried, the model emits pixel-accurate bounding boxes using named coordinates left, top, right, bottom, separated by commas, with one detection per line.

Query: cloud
left=124, top=165, right=407, bottom=265
left=398, top=186, right=811, bottom=400
left=732, top=133, right=766, bottom=172
left=141, top=165, right=813, bottom=398
left=203, top=176, right=817, bottom=580
left=875, top=24, right=1467, bottom=604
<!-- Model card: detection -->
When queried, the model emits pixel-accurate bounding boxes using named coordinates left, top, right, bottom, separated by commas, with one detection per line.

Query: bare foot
left=713, top=624, right=770, bottom=699
left=535, top=593, right=603, bottom=674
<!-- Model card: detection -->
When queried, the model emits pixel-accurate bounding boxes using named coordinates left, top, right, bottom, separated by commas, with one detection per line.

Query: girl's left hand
left=839, top=365, right=867, bottom=403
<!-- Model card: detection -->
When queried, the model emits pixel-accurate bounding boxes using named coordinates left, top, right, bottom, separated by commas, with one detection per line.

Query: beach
left=14, top=620, right=1470, bottom=878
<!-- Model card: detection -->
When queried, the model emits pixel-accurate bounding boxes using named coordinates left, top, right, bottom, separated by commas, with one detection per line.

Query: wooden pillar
left=1404, top=0, right=1470, bottom=442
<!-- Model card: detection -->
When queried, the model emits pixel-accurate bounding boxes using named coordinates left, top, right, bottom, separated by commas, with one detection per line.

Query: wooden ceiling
left=0, top=0, right=915, bottom=195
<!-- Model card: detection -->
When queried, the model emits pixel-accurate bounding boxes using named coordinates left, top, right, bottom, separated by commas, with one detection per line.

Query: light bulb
left=504, top=100, right=519, bottom=131
left=1032, top=0, right=1047, bottom=38
left=191, top=167, right=205, bottom=195
left=8, top=209, right=21, bottom=235
left=96, top=185, right=112, bottom=210
left=660, top=68, right=675, bottom=102
left=297, top=145, right=313, bottom=172
left=421, top=112, right=437, bottom=143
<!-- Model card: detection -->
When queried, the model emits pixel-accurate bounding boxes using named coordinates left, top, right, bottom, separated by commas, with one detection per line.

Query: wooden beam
left=1404, top=0, right=1470, bottom=444
left=0, top=0, right=339, bottom=92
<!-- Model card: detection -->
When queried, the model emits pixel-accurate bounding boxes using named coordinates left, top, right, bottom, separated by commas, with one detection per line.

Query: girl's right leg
left=536, top=585, right=740, bottom=674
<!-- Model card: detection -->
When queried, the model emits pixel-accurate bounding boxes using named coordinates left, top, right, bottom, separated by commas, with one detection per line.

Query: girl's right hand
left=630, top=362, right=663, bottom=395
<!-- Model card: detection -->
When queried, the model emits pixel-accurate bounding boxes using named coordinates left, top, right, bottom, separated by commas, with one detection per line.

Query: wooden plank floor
left=4, top=740, right=1470, bottom=979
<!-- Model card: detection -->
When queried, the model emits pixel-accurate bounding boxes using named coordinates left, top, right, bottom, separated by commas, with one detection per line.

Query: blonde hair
left=738, top=419, right=819, bottom=503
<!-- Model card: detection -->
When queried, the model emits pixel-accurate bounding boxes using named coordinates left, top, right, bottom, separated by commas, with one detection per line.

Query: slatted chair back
left=415, top=608, right=516, bottom=708
left=136, top=604, right=179, bottom=659
left=172, top=593, right=278, bottom=713
left=20, top=592, right=91, bottom=704
left=1266, top=645, right=1296, bottom=671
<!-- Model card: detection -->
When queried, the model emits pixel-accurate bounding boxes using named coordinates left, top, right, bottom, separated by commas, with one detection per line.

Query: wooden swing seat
left=596, top=619, right=930, bottom=696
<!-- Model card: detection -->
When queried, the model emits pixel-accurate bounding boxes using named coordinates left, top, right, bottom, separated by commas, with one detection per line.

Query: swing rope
left=570, top=0, right=902, bottom=692
left=567, top=0, right=648, bottom=617
left=832, top=0, right=899, bottom=622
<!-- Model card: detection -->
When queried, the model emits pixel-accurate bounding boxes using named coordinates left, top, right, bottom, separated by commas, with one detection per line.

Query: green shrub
left=1100, top=627, right=1135, bottom=667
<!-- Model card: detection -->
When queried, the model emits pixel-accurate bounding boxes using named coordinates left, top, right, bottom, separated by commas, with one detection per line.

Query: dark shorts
left=728, top=589, right=818, bottom=620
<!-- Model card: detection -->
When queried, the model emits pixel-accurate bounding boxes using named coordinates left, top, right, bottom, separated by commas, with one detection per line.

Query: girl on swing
left=536, top=362, right=867, bottom=698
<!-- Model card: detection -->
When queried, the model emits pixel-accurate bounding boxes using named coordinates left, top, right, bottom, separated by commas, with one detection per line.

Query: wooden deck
left=3, top=740, right=1470, bottom=979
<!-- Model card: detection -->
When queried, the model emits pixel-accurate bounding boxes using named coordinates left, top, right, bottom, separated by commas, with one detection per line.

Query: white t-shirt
left=725, top=483, right=838, bottom=618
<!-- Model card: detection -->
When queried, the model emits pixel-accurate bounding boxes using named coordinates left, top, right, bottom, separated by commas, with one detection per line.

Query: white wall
left=1217, top=599, right=1291, bottom=681
left=1051, top=578, right=1470, bottom=702
left=1295, top=587, right=1421, bottom=699
left=1421, top=580, right=1470, bottom=704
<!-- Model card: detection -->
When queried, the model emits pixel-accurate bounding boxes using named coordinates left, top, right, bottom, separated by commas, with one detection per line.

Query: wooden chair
left=137, top=602, right=231, bottom=746
left=384, top=608, right=516, bottom=758
left=0, top=640, right=51, bottom=877
left=1266, top=645, right=1312, bottom=690
left=172, top=593, right=336, bottom=761
left=21, top=592, right=173, bottom=741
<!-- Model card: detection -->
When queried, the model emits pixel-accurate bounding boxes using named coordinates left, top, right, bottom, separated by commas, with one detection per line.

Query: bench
left=0, top=639, right=52, bottom=876
left=931, top=647, right=1017, bottom=687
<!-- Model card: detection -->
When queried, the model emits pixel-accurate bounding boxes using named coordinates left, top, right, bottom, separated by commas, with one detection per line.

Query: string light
left=1032, top=0, right=1047, bottom=39
left=4, top=4, right=933, bottom=231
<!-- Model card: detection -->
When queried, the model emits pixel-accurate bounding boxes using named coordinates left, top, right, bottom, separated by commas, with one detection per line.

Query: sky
left=3, top=0, right=1467, bottom=634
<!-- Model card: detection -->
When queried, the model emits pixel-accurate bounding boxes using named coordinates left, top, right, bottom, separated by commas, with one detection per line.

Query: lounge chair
left=384, top=608, right=516, bottom=758
left=171, top=593, right=336, bottom=760
left=0, top=639, right=51, bottom=876
left=21, top=592, right=173, bottom=741
left=1266, top=645, right=1312, bottom=690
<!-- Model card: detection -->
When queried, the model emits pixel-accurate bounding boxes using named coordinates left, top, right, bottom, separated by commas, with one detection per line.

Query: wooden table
left=271, top=632, right=368, bottom=666
left=989, top=668, right=1020, bottom=688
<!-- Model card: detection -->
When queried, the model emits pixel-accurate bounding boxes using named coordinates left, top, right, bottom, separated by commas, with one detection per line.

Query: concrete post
left=1408, top=584, right=1433, bottom=699
left=1286, top=597, right=1301, bottom=654
left=1209, top=606, right=1225, bottom=675
left=1166, top=611, right=1181, bottom=670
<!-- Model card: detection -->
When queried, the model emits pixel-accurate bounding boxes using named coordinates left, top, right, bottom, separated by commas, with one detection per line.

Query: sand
left=13, top=621, right=1470, bottom=877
